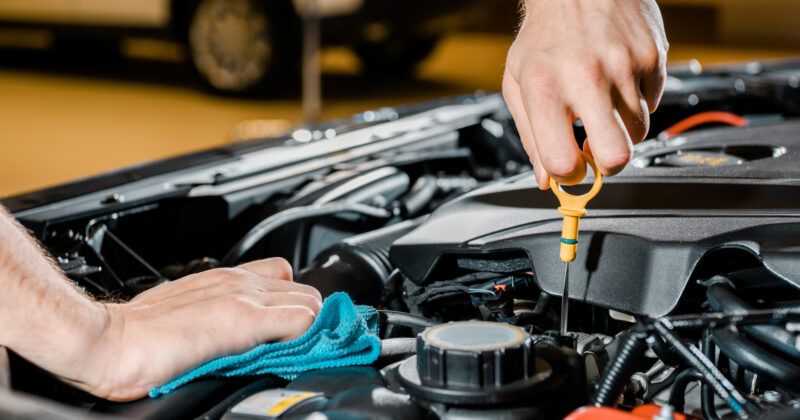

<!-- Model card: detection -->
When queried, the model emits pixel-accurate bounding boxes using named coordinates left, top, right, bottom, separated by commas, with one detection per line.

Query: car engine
left=4, top=59, right=800, bottom=419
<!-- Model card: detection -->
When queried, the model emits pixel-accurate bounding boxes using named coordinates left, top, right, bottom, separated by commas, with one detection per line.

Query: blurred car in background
left=0, top=0, right=480, bottom=94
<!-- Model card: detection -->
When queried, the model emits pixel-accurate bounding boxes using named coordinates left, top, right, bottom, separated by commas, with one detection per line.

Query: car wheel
left=355, top=37, right=439, bottom=77
left=188, top=0, right=296, bottom=94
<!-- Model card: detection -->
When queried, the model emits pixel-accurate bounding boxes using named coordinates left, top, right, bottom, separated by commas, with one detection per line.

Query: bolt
left=763, top=390, right=782, bottom=403
left=101, top=193, right=125, bottom=205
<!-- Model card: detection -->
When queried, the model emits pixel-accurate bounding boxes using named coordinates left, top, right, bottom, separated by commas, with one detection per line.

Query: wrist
left=2, top=282, right=110, bottom=388
left=78, top=302, right=157, bottom=401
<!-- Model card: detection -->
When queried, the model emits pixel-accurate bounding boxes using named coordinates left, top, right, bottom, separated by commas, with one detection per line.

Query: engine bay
left=4, top=58, right=800, bottom=419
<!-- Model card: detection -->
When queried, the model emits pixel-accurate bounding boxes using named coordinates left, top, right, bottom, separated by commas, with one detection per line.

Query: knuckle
left=607, top=44, right=630, bottom=63
left=502, top=71, right=516, bottom=92
left=543, top=156, right=579, bottom=178
left=288, top=291, right=322, bottom=313
left=297, top=283, right=323, bottom=301
left=502, top=77, right=518, bottom=102
left=598, top=148, right=632, bottom=173
left=266, top=257, right=293, bottom=281
left=287, top=306, right=316, bottom=329
left=308, top=295, right=323, bottom=313
left=637, top=40, right=662, bottom=69
left=607, top=47, right=634, bottom=79
left=522, top=67, right=555, bottom=92
left=632, top=40, right=665, bottom=72
left=576, top=57, right=605, bottom=85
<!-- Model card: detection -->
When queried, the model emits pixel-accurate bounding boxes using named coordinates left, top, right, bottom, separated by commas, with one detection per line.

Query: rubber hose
left=669, top=368, right=704, bottom=414
left=592, top=332, right=648, bottom=407
left=711, top=326, right=800, bottom=396
left=222, top=202, right=390, bottom=266
left=399, top=175, right=438, bottom=217
left=706, top=280, right=800, bottom=361
left=649, top=334, right=683, bottom=367
left=379, top=310, right=437, bottom=330
left=653, top=320, right=756, bottom=417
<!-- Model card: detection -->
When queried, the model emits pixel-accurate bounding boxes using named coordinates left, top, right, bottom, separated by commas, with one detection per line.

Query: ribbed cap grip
left=416, top=321, right=535, bottom=389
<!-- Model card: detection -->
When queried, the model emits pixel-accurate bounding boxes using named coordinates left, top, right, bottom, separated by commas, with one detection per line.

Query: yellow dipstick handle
left=549, top=152, right=604, bottom=262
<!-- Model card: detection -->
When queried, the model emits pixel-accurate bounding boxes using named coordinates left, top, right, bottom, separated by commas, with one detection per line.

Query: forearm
left=0, top=205, right=321, bottom=401
left=0, top=205, right=105, bottom=385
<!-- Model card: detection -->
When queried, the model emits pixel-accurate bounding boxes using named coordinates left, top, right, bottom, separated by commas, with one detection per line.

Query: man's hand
left=0, top=204, right=321, bottom=402
left=503, top=0, right=668, bottom=189
left=73, top=258, right=322, bottom=401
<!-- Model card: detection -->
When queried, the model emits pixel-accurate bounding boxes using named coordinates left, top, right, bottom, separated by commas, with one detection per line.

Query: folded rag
left=149, top=292, right=381, bottom=397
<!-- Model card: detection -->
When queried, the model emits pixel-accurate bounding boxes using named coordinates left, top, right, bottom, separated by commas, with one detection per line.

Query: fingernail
left=532, top=160, right=548, bottom=190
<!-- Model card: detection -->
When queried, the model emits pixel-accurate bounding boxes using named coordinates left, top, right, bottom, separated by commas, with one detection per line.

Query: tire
left=355, top=37, right=439, bottom=77
left=187, top=0, right=297, bottom=94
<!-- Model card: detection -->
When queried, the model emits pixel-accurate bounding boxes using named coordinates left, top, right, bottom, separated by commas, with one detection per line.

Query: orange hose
left=659, top=111, right=748, bottom=139
left=565, top=405, right=695, bottom=420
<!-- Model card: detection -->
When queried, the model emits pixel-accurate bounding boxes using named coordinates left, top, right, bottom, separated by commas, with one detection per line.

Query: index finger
left=521, top=78, right=585, bottom=185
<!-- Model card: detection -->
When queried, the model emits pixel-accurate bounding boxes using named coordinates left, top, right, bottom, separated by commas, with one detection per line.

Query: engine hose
left=711, top=326, right=800, bottom=396
left=702, top=379, right=720, bottom=420
left=706, top=279, right=800, bottom=361
left=649, top=334, right=683, bottom=367
left=653, top=320, right=758, bottom=418
left=397, top=175, right=438, bottom=217
left=669, top=368, right=704, bottom=414
left=702, top=332, right=721, bottom=420
left=222, top=202, right=390, bottom=266
left=592, top=331, right=648, bottom=407
left=379, top=310, right=437, bottom=331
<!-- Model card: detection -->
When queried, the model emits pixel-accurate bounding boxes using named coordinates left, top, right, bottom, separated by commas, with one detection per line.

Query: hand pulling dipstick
left=549, top=152, right=603, bottom=336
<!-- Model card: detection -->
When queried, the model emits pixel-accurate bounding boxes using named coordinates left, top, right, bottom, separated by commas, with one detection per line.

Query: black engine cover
left=390, top=120, right=800, bottom=317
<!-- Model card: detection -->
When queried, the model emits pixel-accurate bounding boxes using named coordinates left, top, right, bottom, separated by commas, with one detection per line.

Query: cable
left=652, top=320, right=757, bottom=418
left=658, top=111, right=748, bottom=139
left=702, top=331, right=721, bottom=420
left=409, top=272, right=507, bottom=306
left=664, top=308, right=800, bottom=331
left=222, top=202, right=391, bottom=266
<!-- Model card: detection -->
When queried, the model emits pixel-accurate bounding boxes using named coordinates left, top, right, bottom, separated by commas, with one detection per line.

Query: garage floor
left=1, top=33, right=799, bottom=198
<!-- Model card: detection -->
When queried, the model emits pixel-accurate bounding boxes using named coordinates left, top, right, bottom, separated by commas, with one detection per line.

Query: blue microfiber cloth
left=149, top=292, right=381, bottom=397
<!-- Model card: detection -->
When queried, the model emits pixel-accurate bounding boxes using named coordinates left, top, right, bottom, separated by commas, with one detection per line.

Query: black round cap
left=416, top=321, right=535, bottom=390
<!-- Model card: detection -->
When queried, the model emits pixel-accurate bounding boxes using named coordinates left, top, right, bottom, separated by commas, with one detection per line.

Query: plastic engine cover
left=390, top=120, right=800, bottom=317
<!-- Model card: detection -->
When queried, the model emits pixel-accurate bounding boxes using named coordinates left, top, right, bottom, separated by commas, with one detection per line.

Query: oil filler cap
left=398, top=321, right=552, bottom=405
